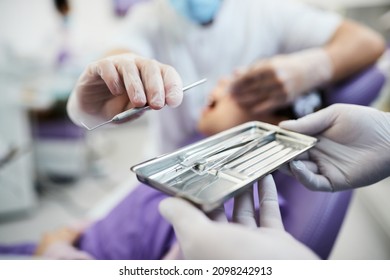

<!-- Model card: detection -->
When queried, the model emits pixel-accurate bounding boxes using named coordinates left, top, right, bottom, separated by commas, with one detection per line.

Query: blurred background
left=0, top=0, right=389, bottom=259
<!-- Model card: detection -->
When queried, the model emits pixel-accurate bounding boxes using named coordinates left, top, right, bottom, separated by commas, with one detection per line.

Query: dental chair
left=275, top=64, right=386, bottom=259
left=31, top=102, right=87, bottom=186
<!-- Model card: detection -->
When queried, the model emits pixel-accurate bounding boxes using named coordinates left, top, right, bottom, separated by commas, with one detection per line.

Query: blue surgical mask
left=169, top=0, right=222, bottom=25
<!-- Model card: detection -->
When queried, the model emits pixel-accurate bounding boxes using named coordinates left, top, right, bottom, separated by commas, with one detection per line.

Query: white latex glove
left=159, top=175, right=318, bottom=260
left=230, top=48, right=332, bottom=116
left=67, top=53, right=183, bottom=127
left=279, top=104, right=390, bottom=192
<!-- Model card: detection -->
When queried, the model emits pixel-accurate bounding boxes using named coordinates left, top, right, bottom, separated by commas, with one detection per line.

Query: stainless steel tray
left=131, top=121, right=317, bottom=212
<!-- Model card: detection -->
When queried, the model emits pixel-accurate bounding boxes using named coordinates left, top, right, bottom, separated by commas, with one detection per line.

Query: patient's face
left=197, top=79, right=288, bottom=136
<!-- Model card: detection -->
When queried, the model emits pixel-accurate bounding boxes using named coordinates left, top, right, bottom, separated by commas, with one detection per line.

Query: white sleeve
left=266, top=0, right=343, bottom=53
left=104, top=3, right=156, bottom=58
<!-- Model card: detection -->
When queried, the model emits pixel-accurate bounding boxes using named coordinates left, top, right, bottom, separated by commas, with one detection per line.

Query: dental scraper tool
left=81, top=78, right=207, bottom=131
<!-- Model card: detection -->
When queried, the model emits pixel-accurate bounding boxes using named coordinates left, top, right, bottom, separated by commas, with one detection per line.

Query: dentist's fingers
left=279, top=105, right=336, bottom=135
left=289, top=161, right=333, bottom=192
left=115, top=57, right=146, bottom=107
left=95, top=54, right=184, bottom=110
left=159, top=197, right=210, bottom=238
left=89, top=59, right=126, bottom=97
left=138, top=58, right=165, bottom=109
left=207, top=204, right=228, bottom=223
left=231, top=63, right=275, bottom=96
left=258, top=175, right=284, bottom=230
left=161, top=65, right=183, bottom=108
left=251, top=97, right=282, bottom=115
left=232, top=186, right=257, bottom=228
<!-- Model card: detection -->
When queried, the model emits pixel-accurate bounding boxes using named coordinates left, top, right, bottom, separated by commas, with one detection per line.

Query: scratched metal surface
left=131, top=121, right=317, bottom=212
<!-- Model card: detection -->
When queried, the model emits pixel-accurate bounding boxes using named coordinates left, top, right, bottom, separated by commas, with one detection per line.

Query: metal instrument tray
left=131, top=121, right=317, bottom=212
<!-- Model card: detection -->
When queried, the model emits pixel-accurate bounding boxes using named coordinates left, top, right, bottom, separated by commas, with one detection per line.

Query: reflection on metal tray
left=131, top=121, right=317, bottom=212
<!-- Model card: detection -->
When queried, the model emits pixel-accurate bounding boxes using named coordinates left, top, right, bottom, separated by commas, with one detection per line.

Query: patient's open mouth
left=201, top=96, right=218, bottom=116
left=207, top=98, right=217, bottom=109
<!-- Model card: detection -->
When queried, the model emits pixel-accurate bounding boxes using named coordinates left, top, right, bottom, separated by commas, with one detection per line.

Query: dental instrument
left=81, top=78, right=207, bottom=131
left=131, top=121, right=317, bottom=212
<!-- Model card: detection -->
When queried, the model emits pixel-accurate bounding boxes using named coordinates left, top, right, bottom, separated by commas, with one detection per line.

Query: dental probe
left=81, top=78, right=207, bottom=131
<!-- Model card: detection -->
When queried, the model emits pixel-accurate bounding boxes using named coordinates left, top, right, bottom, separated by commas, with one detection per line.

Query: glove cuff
left=272, top=48, right=334, bottom=102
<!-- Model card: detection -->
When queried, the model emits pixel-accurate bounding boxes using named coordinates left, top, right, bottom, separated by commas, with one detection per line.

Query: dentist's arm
left=325, top=20, right=385, bottom=81
left=230, top=20, right=385, bottom=116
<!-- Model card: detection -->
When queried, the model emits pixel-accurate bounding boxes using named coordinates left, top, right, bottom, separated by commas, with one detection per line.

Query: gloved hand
left=279, top=104, right=390, bottom=192
left=67, top=53, right=183, bottom=127
left=159, top=175, right=318, bottom=260
left=230, top=48, right=333, bottom=116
